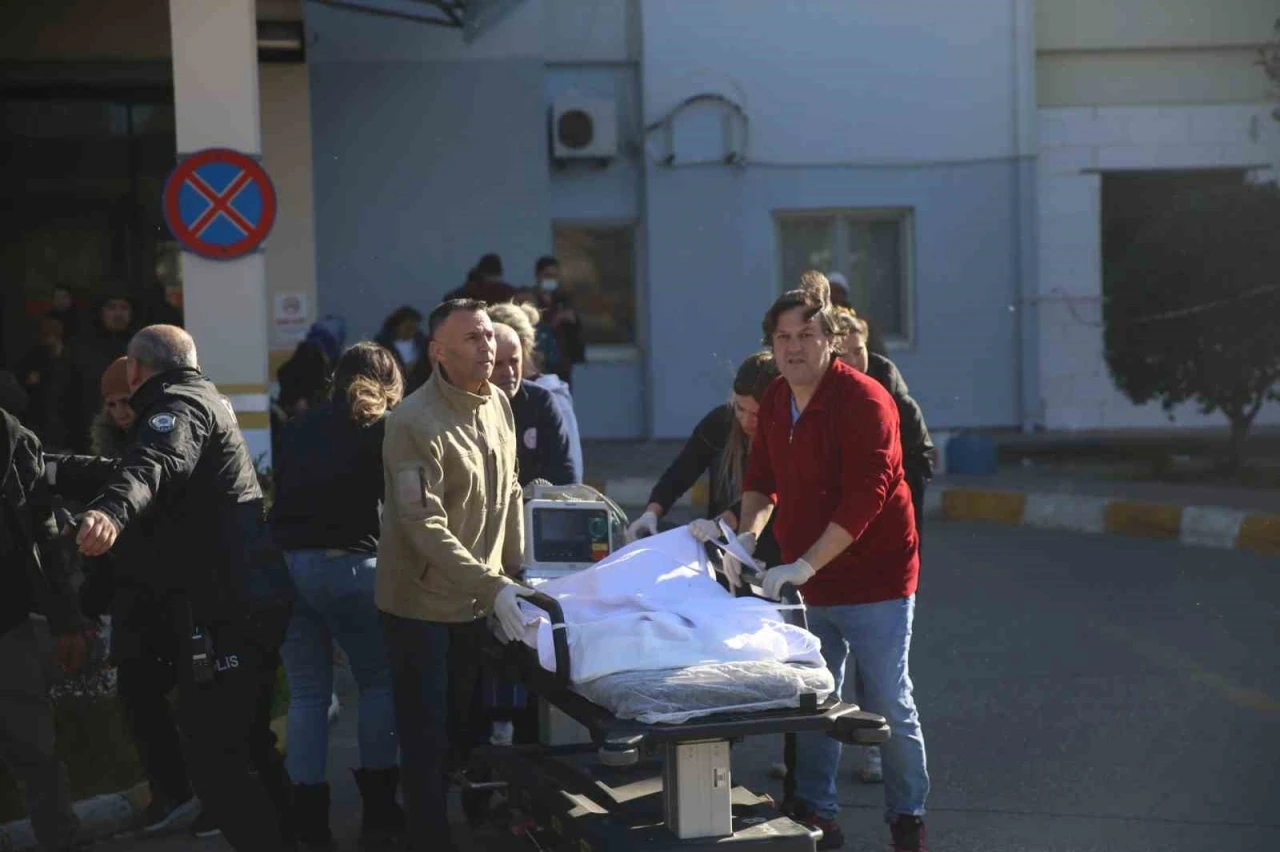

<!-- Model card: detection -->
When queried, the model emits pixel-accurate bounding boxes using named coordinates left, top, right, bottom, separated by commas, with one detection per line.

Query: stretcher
left=467, top=491, right=890, bottom=850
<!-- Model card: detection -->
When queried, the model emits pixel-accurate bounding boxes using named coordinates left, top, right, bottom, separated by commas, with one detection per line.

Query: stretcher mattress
left=572, top=660, right=836, bottom=725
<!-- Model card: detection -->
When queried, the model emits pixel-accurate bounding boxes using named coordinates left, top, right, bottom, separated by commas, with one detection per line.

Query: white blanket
left=517, top=528, right=825, bottom=684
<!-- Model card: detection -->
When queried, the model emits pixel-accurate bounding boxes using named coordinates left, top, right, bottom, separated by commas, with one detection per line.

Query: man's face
left=430, top=309, right=496, bottom=392
left=164, top=284, right=183, bottom=310
left=840, top=332, right=869, bottom=373
left=102, top=299, right=132, bottom=333
left=771, top=307, right=832, bottom=390
left=397, top=317, right=421, bottom=341
left=104, top=393, right=135, bottom=430
left=491, top=327, right=523, bottom=399
left=538, top=263, right=561, bottom=285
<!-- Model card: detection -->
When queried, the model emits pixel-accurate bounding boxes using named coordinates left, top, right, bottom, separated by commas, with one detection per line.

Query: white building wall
left=1037, top=103, right=1280, bottom=430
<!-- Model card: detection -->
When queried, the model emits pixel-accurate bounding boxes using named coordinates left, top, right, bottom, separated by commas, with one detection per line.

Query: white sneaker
left=855, top=746, right=883, bottom=784
left=490, top=721, right=514, bottom=746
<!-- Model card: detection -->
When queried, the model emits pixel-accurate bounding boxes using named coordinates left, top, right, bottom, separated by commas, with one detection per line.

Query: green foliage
left=0, top=696, right=143, bottom=823
left=1103, top=181, right=1280, bottom=470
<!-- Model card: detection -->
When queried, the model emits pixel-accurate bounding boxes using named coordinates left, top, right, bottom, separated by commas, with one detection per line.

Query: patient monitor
left=521, top=482, right=625, bottom=581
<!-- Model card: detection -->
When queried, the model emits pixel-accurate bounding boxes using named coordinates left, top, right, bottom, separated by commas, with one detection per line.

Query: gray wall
left=644, top=162, right=1026, bottom=437
left=306, top=1, right=550, bottom=342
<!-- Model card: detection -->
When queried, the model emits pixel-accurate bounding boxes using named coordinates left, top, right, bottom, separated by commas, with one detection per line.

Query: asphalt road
left=120, top=521, right=1280, bottom=852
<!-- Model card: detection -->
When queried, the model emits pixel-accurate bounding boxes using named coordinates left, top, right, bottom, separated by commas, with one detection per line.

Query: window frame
left=550, top=217, right=642, bottom=361
left=773, top=206, right=916, bottom=350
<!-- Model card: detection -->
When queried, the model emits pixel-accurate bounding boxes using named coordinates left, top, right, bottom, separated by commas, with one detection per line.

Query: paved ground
left=112, top=522, right=1279, bottom=852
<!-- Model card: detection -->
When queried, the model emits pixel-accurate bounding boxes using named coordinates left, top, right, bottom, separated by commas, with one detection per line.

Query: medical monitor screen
left=532, top=507, right=610, bottom=563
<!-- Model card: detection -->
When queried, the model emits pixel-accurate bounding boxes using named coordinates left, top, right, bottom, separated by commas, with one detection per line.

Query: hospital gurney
left=466, top=491, right=889, bottom=850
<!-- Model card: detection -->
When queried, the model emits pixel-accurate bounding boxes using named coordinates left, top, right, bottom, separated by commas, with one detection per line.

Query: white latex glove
left=626, top=511, right=659, bottom=542
left=721, top=531, right=759, bottom=590
left=492, top=584, right=535, bottom=643
left=761, top=558, right=816, bottom=600
left=687, top=518, right=721, bottom=542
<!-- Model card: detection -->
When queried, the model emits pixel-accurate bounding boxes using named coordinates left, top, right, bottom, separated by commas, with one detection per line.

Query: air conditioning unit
left=550, top=97, right=617, bottom=161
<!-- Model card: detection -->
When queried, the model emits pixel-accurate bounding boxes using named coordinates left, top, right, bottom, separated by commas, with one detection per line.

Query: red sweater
left=743, top=359, right=919, bottom=607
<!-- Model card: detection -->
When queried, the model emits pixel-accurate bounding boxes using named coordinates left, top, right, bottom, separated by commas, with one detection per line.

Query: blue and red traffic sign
left=163, top=148, right=277, bottom=260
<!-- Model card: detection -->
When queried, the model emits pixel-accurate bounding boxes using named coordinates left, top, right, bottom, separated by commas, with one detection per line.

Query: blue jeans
left=794, top=596, right=930, bottom=821
left=281, top=550, right=397, bottom=784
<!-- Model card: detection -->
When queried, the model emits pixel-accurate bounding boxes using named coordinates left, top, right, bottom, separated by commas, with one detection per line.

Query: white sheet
left=517, top=528, right=825, bottom=684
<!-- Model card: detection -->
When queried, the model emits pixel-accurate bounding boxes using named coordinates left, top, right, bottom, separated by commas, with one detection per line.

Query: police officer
left=70, top=325, right=296, bottom=852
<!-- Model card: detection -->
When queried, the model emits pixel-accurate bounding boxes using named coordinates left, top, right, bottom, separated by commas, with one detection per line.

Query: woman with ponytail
left=269, top=342, right=406, bottom=852
left=626, top=350, right=783, bottom=569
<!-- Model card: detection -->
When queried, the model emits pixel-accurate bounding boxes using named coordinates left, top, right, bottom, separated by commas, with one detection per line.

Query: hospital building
left=3, top=0, right=1278, bottom=461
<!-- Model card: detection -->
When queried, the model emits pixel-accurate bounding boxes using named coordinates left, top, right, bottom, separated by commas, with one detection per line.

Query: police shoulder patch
left=148, top=412, right=178, bottom=433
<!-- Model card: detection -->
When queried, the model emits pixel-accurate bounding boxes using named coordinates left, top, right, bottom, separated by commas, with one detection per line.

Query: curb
left=601, top=478, right=1280, bottom=555
left=0, top=783, right=147, bottom=852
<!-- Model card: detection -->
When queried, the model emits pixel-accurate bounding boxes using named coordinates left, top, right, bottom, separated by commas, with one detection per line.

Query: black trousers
left=382, top=614, right=488, bottom=852
left=175, top=604, right=294, bottom=852
left=116, top=654, right=190, bottom=805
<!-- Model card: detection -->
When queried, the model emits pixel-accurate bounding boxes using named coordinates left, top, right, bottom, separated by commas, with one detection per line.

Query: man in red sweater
left=728, top=281, right=929, bottom=852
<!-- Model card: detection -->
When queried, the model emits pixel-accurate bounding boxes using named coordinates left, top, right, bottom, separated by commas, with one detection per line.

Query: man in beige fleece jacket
left=376, top=298, right=531, bottom=852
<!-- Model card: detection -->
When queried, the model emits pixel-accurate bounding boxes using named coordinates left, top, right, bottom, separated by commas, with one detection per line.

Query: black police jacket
left=81, top=368, right=293, bottom=624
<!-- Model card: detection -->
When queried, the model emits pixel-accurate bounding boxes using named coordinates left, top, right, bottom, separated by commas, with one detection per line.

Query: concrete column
left=168, top=0, right=272, bottom=464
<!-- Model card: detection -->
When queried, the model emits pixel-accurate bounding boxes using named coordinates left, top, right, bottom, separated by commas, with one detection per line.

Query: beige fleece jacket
left=375, top=370, right=523, bottom=623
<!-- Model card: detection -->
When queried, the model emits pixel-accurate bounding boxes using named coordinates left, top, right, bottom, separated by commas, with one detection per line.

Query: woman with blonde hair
left=488, top=301, right=584, bottom=480
left=269, top=342, right=406, bottom=851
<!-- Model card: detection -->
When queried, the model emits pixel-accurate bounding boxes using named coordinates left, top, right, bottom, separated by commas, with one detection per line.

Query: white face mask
left=541, top=278, right=559, bottom=292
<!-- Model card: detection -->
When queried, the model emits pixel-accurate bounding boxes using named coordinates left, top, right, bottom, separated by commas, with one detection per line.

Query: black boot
left=352, top=767, right=405, bottom=851
left=291, top=783, right=335, bottom=851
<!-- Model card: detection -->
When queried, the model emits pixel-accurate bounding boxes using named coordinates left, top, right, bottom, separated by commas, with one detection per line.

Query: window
left=552, top=223, right=637, bottom=347
left=777, top=209, right=913, bottom=343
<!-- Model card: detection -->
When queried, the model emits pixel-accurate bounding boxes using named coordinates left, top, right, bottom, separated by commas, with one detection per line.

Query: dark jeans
left=382, top=614, right=488, bottom=852
left=116, top=654, right=191, bottom=805
left=176, top=604, right=294, bottom=852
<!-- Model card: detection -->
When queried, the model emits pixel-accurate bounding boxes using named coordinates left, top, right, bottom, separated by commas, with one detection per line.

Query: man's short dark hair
left=128, top=325, right=198, bottom=371
left=427, top=299, right=487, bottom=341
left=476, top=253, right=503, bottom=278
left=535, top=256, right=558, bottom=275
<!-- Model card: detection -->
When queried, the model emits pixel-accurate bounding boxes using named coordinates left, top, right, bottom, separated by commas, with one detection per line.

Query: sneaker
left=189, top=811, right=222, bottom=839
left=786, top=801, right=844, bottom=850
left=855, top=746, right=883, bottom=784
left=889, top=815, right=927, bottom=852
left=134, top=795, right=198, bottom=834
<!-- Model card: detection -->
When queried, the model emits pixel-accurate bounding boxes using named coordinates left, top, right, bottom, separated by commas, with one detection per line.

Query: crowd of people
left=0, top=254, right=934, bottom=852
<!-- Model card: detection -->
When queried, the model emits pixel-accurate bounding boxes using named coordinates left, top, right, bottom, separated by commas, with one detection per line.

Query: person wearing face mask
left=625, top=352, right=782, bottom=569
left=724, top=273, right=929, bottom=852
left=71, top=295, right=136, bottom=449
left=376, top=299, right=530, bottom=852
left=527, top=256, right=585, bottom=387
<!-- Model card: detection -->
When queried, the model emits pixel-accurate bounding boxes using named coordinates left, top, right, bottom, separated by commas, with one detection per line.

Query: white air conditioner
left=550, top=97, right=617, bottom=160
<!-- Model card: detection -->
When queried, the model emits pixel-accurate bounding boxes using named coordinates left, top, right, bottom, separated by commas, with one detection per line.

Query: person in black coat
left=1, top=407, right=84, bottom=852
left=52, top=356, right=203, bottom=835
left=626, top=351, right=783, bottom=570
left=56, top=325, right=295, bottom=852
left=16, top=315, right=82, bottom=452
left=489, top=322, right=576, bottom=486
left=833, top=308, right=934, bottom=534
